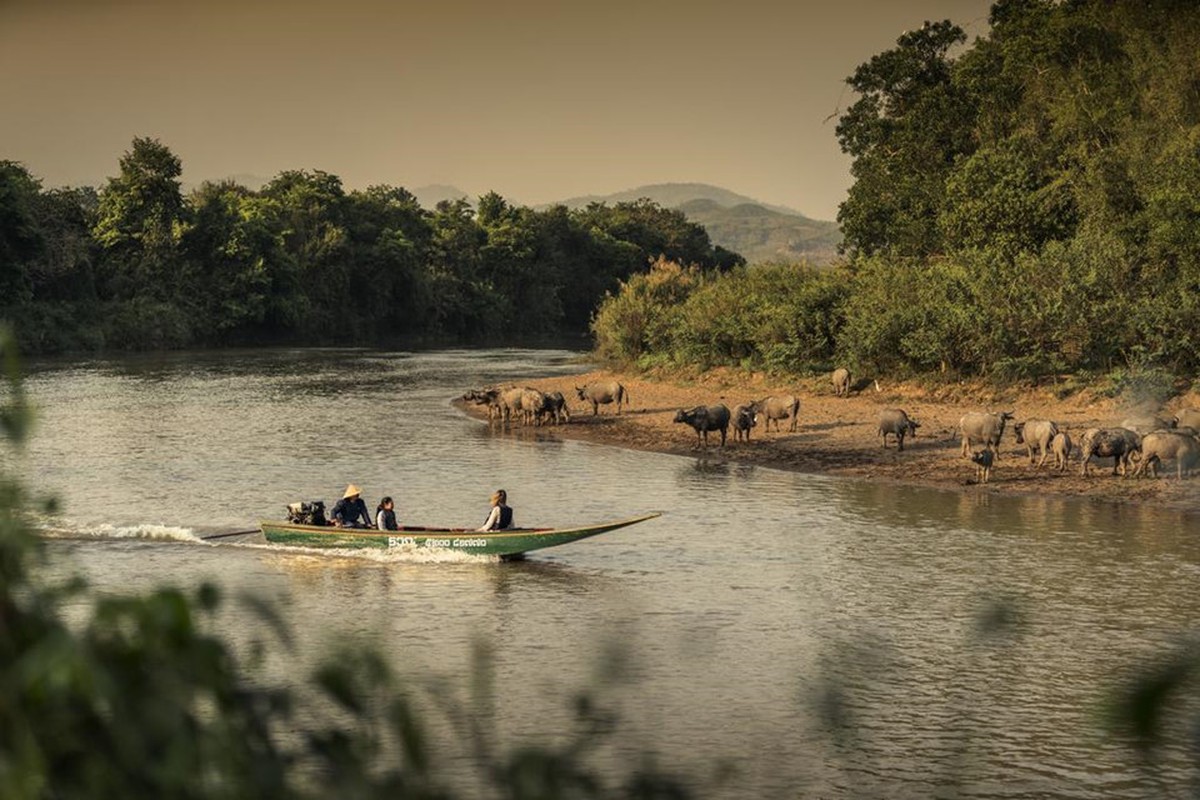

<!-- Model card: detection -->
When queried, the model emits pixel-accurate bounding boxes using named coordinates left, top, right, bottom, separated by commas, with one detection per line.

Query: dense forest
left=595, top=0, right=1200, bottom=384
left=0, top=140, right=741, bottom=354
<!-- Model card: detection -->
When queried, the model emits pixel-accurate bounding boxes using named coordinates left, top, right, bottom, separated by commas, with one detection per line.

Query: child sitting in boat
left=477, top=489, right=514, bottom=531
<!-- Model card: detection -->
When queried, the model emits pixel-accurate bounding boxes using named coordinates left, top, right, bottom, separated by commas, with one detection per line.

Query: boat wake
left=229, top=540, right=500, bottom=564
left=37, top=519, right=207, bottom=544
left=36, top=519, right=500, bottom=563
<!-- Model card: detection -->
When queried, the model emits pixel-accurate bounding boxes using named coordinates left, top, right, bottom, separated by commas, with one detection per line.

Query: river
left=15, top=348, right=1200, bottom=798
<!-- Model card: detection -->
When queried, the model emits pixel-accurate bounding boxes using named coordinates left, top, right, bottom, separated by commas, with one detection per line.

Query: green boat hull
left=259, top=512, right=660, bottom=557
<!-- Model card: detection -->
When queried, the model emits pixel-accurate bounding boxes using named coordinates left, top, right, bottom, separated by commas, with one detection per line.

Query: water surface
left=17, top=348, right=1199, bottom=798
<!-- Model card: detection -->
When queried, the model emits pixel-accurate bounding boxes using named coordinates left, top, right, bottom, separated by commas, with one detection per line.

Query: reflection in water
left=23, top=348, right=1200, bottom=798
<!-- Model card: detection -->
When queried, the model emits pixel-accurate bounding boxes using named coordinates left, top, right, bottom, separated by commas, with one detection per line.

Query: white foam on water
left=36, top=518, right=207, bottom=544
left=228, top=540, right=499, bottom=565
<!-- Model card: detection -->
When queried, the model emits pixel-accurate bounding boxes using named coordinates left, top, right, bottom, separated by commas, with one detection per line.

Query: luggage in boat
left=285, top=500, right=327, bottom=526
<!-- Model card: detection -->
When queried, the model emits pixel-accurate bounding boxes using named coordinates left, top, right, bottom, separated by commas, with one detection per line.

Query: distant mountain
left=676, top=199, right=841, bottom=266
left=555, top=182, right=841, bottom=265
left=557, top=182, right=801, bottom=216
left=412, top=184, right=470, bottom=208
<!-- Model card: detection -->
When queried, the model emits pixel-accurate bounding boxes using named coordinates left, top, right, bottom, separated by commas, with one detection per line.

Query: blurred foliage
left=0, top=147, right=740, bottom=354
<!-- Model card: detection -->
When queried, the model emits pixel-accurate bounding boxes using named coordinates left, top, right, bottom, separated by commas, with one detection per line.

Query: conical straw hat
left=343, top=484, right=362, bottom=499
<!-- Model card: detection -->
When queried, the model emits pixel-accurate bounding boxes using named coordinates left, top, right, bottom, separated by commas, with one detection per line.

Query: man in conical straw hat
left=331, top=483, right=372, bottom=528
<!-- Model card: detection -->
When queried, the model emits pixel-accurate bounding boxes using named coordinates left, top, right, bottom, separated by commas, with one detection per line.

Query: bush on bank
left=592, top=239, right=1200, bottom=388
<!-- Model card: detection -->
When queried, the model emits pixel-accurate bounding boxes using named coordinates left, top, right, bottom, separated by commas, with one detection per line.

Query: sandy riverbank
left=456, top=369, right=1200, bottom=516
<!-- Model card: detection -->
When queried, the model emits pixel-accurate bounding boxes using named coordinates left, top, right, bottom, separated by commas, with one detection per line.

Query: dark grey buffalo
left=1013, top=419, right=1059, bottom=467
left=673, top=404, right=730, bottom=449
left=463, top=388, right=502, bottom=420
left=750, top=395, right=800, bottom=433
left=540, top=391, right=570, bottom=425
left=971, top=449, right=995, bottom=484
left=1079, top=427, right=1142, bottom=476
left=832, top=368, right=851, bottom=397
left=575, top=381, right=628, bottom=415
left=877, top=408, right=920, bottom=451
left=959, top=411, right=1014, bottom=459
left=1131, top=430, right=1200, bottom=479
left=732, top=404, right=757, bottom=442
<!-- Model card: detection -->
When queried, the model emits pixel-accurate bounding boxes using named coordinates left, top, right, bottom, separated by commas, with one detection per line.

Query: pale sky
left=0, top=0, right=993, bottom=220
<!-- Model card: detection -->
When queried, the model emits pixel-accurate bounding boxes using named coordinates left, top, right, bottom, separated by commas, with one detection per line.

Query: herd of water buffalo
left=462, top=373, right=1200, bottom=484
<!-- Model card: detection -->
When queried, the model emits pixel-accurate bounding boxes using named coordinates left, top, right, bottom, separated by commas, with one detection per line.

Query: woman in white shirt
left=477, top=489, right=513, bottom=531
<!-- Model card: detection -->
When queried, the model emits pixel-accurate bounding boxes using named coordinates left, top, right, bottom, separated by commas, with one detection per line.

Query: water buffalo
left=1013, top=419, right=1059, bottom=467
left=732, top=404, right=757, bottom=442
left=959, top=411, right=1014, bottom=458
left=1079, top=427, right=1142, bottom=476
left=750, top=395, right=800, bottom=433
left=971, top=449, right=995, bottom=483
left=673, top=404, right=730, bottom=449
left=1131, top=430, right=1200, bottom=479
left=877, top=408, right=919, bottom=451
left=1173, top=408, right=1200, bottom=429
left=462, top=388, right=502, bottom=420
left=497, top=386, right=544, bottom=425
left=575, top=381, right=628, bottom=415
left=539, top=391, right=570, bottom=425
left=832, top=368, right=851, bottom=397
left=1050, top=431, right=1073, bottom=471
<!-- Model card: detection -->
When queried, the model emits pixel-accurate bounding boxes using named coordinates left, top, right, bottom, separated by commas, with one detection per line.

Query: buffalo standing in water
left=575, top=381, right=629, bottom=415
left=673, top=404, right=730, bottom=450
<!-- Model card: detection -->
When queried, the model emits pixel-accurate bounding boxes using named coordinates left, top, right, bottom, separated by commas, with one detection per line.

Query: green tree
left=0, top=161, right=43, bottom=304
left=181, top=181, right=277, bottom=340
left=93, top=137, right=186, bottom=300
left=258, top=170, right=349, bottom=337
left=836, top=21, right=974, bottom=257
left=343, top=185, right=434, bottom=336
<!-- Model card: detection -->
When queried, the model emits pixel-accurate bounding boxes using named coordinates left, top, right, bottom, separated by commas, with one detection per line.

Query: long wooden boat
left=259, top=512, right=661, bottom=558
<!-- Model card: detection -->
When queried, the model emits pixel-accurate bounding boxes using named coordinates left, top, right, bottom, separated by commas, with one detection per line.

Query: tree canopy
left=0, top=140, right=740, bottom=353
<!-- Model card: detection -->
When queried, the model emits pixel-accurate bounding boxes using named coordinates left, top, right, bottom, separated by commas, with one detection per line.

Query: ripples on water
left=19, top=348, right=1200, bottom=798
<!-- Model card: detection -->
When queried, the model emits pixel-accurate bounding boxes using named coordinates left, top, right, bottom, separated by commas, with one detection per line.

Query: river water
left=13, top=348, right=1200, bottom=798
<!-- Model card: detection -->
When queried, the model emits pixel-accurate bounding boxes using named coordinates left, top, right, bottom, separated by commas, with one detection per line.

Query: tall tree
left=180, top=181, right=276, bottom=340
left=0, top=161, right=43, bottom=303
left=836, top=21, right=975, bottom=257
left=93, top=137, right=186, bottom=300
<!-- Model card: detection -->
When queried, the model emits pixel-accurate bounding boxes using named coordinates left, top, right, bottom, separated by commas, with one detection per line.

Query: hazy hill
left=412, top=184, right=469, bottom=208
left=556, top=183, right=841, bottom=265
left=675, top=198, right=841, bottom=265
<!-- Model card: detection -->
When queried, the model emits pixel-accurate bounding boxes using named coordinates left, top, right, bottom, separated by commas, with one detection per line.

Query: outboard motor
left=286, top=500, right=327, bottom=526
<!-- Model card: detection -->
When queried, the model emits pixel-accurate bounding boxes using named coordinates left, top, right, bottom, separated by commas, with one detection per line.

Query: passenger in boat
left=477, top=489, right=514, bottom=531
left=331, top=484, right=373, bottom=528
left=376, top=496, right=399, bottom=531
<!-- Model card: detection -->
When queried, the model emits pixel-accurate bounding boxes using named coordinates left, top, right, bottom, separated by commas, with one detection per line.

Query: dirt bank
left=456, top=369, right=1200, bottom=516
